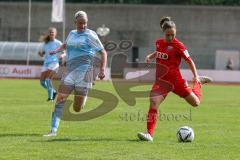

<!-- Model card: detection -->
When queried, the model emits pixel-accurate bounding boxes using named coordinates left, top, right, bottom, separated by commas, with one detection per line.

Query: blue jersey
left=42, top=39, right=62, bottom=65
left=65, top=29, right=104, bottom=71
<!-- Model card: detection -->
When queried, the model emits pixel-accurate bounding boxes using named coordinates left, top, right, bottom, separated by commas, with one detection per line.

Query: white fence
left=0, top=65, right=111, bottom=80
left=124, top=68, right=240, bottom=83
left=0, top=65, right=42, bottom=78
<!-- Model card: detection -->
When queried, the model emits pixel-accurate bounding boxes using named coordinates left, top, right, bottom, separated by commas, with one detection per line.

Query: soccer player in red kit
left=137, top=17, right=212, bottom=142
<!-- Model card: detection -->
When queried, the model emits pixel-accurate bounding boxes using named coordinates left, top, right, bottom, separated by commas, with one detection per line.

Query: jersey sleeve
left=56, top=40, right=64, bottom=54
left=55, top=39, right=62, bottom=47
left=155, top=40, right=161, bottom=51
left=177, top=41, right=191, bottom=61
left=155, top=40, right=161, bottom=59
left=64, top=31, right=72, bottom=45
left=58, top=40, right=63, bottom=46
left=88, top=31, right=104, bottom=52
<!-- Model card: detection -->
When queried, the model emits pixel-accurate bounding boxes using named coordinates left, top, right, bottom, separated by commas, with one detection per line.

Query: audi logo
left=0, top=67, right=10, bottom=75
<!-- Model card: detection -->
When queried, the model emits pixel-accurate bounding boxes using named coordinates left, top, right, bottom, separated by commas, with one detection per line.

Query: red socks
left=192, top=82, right=202, bottom=101
left=147, top=107, right=158, bottom=136
left=146, top=82, right=201, bottom=136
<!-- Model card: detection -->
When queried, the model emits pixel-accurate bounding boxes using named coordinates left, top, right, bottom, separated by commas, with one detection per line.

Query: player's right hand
left=38, top=51, right=45, bottom=57
left=145, top=56, right=151, bottom=63
left=145, top=56, right=151, bottom=67
left=98, top=69, right=105, bottom=80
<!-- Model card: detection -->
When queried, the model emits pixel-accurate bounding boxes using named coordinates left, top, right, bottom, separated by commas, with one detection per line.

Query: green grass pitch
left=0, top=79, right=239, bottom=160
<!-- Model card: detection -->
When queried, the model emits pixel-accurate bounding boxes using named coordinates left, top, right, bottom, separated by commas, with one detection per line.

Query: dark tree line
left=1, top=0, right=240, bottom=6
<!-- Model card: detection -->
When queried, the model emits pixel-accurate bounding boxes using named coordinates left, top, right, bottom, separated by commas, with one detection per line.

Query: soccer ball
left=176, top=126, right=194, bottom=142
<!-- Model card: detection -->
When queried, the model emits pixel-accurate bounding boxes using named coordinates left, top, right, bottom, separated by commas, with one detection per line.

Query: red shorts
left=151, top=77, right=191, bottom=98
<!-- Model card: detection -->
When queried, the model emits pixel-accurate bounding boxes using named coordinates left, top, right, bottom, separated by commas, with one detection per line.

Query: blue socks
left=40, top=80, right=47, bottom=89
left=45, top=78, right=56, bottom=100
left=51, top=102, right=64, bottom=132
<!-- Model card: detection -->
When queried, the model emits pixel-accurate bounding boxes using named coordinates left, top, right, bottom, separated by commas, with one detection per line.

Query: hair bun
left=160, top=16, right=171, bottom=29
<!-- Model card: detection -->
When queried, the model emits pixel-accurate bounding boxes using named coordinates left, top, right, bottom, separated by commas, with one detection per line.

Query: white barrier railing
left=0, top=64, right=42, bottom=78
left=124, top=68, right=240, bottom=83
left=0, top=64, right=111, bottom=80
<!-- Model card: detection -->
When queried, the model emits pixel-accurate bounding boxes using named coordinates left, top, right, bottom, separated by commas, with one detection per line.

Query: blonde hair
left=39, top=27, right=57, bottom=43
left=74, top=11, right=88, bottom=21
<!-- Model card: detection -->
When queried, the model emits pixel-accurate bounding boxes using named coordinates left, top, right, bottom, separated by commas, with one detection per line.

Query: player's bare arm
left=185, top=58, right=200, bottom=83
left=50, top=44, right=66, bottom=55
left=98, top=49, right=107, bottom=80
left=145, top=51, right=157, bottom=63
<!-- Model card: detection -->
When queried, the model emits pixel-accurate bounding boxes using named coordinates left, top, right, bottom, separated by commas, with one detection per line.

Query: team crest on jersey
left=167, top=46, right=173, bottom=51
left=156, top=51, right=168, bottom=60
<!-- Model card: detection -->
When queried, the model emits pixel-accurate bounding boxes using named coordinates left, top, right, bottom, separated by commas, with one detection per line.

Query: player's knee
left=73, top=103, right=84, bottom=112
left=150, top=99, right=158, bottom=108
left=56, top=94, right=67, bottom=103
left=191, top=100, right=200, bottom=107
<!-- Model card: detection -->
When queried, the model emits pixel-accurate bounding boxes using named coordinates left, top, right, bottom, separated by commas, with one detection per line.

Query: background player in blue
left=38, top=27, right=64, bottom=101
left=43, top=11, right=107, bottom=137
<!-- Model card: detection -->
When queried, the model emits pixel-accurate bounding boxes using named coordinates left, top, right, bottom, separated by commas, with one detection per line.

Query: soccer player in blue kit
left=43, top=11, right=107, bottom=137
left=38, top=27, right=64, bottom=101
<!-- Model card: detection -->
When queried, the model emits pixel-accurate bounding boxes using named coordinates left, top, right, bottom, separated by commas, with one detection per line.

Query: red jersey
left=155, top=38, right=190, bottom=80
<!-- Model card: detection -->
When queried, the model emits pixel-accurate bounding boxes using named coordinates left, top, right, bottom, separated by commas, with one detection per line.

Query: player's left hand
left=61, top=59, right=66, bottom=66
left=193, top=76, right=201, bottom=83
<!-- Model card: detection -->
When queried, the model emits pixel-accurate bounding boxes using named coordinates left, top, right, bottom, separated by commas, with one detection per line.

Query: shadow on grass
left=0, top=133, right=42, bottom=138
left=31, top=137, right=143, bottom=143
left=0, top=133, right=154, bottom=143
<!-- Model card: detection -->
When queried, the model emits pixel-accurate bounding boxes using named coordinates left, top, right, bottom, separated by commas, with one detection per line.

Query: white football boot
left=137, top=132, right=153, bottom=142
left=198, top=76, right=213, bottom=85
left=43, top=131, right=57, bottom=137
